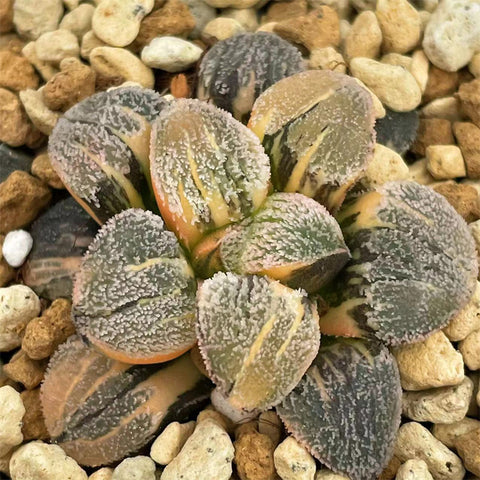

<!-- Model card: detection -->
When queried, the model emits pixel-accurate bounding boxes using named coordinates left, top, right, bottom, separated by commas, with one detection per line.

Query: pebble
left=112, top=456, right=156, bottom=480
left=421, top=97, right=463, bottom=122
left=0, top=450, right=12, bottom=478
left=141, top=36, right=202, bottom=72
left=20, top=389, right=49, bottom=440
left=21, top=42, right=59, bottom=82
left=89, top=468, right=114, bottom=480
left=455, top=428, right=480, bottom=477
left=13, top=0, right=63, bottom=40
left=221, top=8, right=259, bottom=31
left=0, top=237, right=15, bottom=288
left=264, top=0, right=307, bottom=23
left=0, top=284, right=40, bottom=352
left=0, top=51, right=39, bottom=91
left=31, top=152, right=63, bottom=189
left=0, top=0, right=13, bottom=34
left=80, top=30, right=106, bottom=59
left=408, top=159, right=436, bottom=185
left=160, top=419, right=234, bottom=480
left=361, top=143, right=409, bottom=188
left=0, top=88, right=34, bottom=147
left=381, top=52, right=412, bottom=69
left=0, top=386, right=25, bottom=457
left=423, top=0, right=480, bottom=72
left=454, top=122, right=480, bottom=179
left=457, top=78, right=480, bottom=128
left=396, top=460, right=433, bottom=480
left=349, top=57, right=422, bottom=111
left=274, top=436, right=316, bottom=480
left=344, top=11, right=382, bottom=60
left=3, top=350, right=48, bottom=390
left=150, top=421, right=195, bottom=465
left=211, top=387, right=260, bottom=424
left=393, top=331, right=465, bottom=391
left=89, top=46, right=154, bottom=88
left=376, top=0, right=421, bottom=54
left=352, top=77, right=386, bottom=118
left=315, top=471, right=349, bottom=480
left=459, top=330, right=480, bottom=371
left=443, top=281, right=480, bottom=341
left=35, top=29, right=80, bottom=64
left=394, top=422, right=465, bottom=480
left=181, top=0, right=216, bottom=39
left=59, top=4, right=95, bottom=39
left=202, top=0, right=260, bottom=8
left=410, top=50, right=430, bottom=93
left=432, top=417, right=480, bottom=449
left=402, top=376, right=473, bottom=424
left=470, top=53, right=480, bottom=78
left=432, top=181, right=480, bottom=222
left=202, top=17, right=245, bottom=42
left=309, top=47, right=347, bottom=74
left=196, top=408, right=234, bottom=434
left=411, top=118, right=454, bottom=157
left=426, top=145, right=466, bottom=180
left=92, top=0, right=154, bottom=48
left=9, top=441, right=88, bottom=480
left=19, top=88, right=61, bottom=135
left=258, top=411, right=283, bottom=447
left=2, top=230, right=33, bottom=268
left=424, top=66, right=459, bottom=103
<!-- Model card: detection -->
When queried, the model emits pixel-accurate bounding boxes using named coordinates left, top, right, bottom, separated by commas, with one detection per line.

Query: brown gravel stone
left=0, top=50, right=38, bottom=91
left=457, top=79, right=480, bottom=128
left=0, top=171, right=51, bottom=234
left=234, top=430, right=276, bottom=480
left=454, top=122, right=480, bottom=179
left=94, top=72, right=125, bottom=91
left=0, top=235, right=15, bottom=287
left=432, top=181, right=480, bottom=223
left=378, top=455, right=401, bottom=480
left=423, top=65, right=459, bottom=104
left=264, top=0, right=307, bottom=23
left=131, top=0, right=195, bottom=51
left=3, top=350, right=48, bottom=389
left=0, top=33, right=25, bottom=54
left=42, top=57, right=96, bottom=112
left=0, top=0, right=13, bottom=34
left=0, top=88, right=33, bottom=147
left=31, top=152, right=64, bottom=189
left=274, top=7, right=340, bottom=52
left=20, top=388, right=49, bottom=440
left=411, top=118, right=454, bottom=157
left=455, top=428, right=480, bottom=477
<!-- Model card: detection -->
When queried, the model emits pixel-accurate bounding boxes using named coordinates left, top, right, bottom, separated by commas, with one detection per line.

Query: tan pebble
left=432, top=181, right=480, bottom=222
left=381, top=52, right=412, bottom=69
left=352, top=77, right=386, bottom=118
left=31, top=152, right=63, bottom=189
left=274, top=7, right=340, bottom=52
left=423, top=66, right=459, bottom=103
left=0, top=33, right=25, bottom=54
left=433, top=417, right=480, bottom=449
left=444, top=282, right=480, bottom=342
left=274, top=436, right=315, bottom=480
left=80, top=30, right=106, bottom=59
left=59, top=4, right=95, bottom=39
left=197, top=408, right=234, bottom=434
left=89, top=468, right=114, bottom=480
left=411, top=118, right=454, bottom=157
left=258, top=411, right=283, bottom=447
left=234, top=430, right=276, bottom=480
left=394, top=422, right=465, bottom=480
left=202, top=0, right=259, bottom=8
left=256, top=22, right=277, bottom=34
left=454, top=122, right=480, bottom=179
left=455, top=428, right=480, bottom=477
left=202, top=18, right=245, bottom=42
left=3, top=350, right=48, bottom=390
left=0, top=236, right=15, bottom=288
left=470, top=221, right=480, bottom=269
left=408, top=158, right=436, bottom=185
left=13, top=0, right=63, bottom=40
left=309, top=47, right=346, bottom=74
left=112, top=456, right=155, bottom=480
left=21, top=42, right=59, bottom=82
left=20, top=389, right=49, bottom=441
left=19, top=88, right=60, bottom=135
left=0, top=51, right=38, bottom=91
left=396, top=459, right=433, bottom=480
left=150, top=421, right=195, bottom=465
left=377, top=455, right=402, bottom=480
left=393, top=331, right=464, bottom=391
left=339, top=19, right=350, bottom=45
left=0, top=88, right=33, bottom=147
left=0, top=0, right=13, bottom=34
left=221, top=8, right=258, bottom=32
left=470, top=53, right=480, bottom=78
left=0, top=385, right=25, bottom=457
left=90, top=46, right=154, bottom=88
left=402, top=376, right=473, bottom=424
left=426, top=145, right=466, bottom=180
left=344, top=11, right=382, bottom=60
left=264, top=0, right=307, bottom=23
left=315, top=470, right=350, bottom=480
left=457, top=78, right=480, bottom=129
left=459, top=330, right=480, bottom=371
left=421, top=97, right=463, bottom=122
left=375, top=0, right=421, bottom=54
left=349, top=57, right=422, bottom=111
left=419, top=9, right=431, bottom=31
left=35, top=29, right=80, bottom=64
left=410, top=50, right=429, bottom=93
left=308, top=0, right=350, bottom=18
left=0, top=449, right=13, bottom=477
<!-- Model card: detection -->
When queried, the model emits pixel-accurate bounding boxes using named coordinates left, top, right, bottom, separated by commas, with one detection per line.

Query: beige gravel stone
left=59, top=4, right=95, bottom=39
left=80, top=30, right=106, bottom=59
left=344, top=11, right=382, bottom=60
left=315, top=471, right=349, bottom=480
left=410, top=50, right=430, bottom=93
left=258, top=411, right=283, bottom=447
left=381, top=52, right=412, bottom=69
left=0, top=88, right=33, bottom=147
left=0, top=386, right=25, bottom=457
left=19, top=88, right=60, bottom=135
left=0, top=450, right=13, bottom=477
left=309, top=47, right=346, bottom=74
left=396, top=459, right=433, bottom=480
left=21, top=42, right=59, bottom=82
left=352, top=77, right=386, bottom=118
left=196, top=408, right=233, bottom=434
left=13, top=0, right=63, bottom=40
left=455, top=428, right=480, bottom=477
left=394, top=422, right=465, bottom=480
left=274, top=436, right=316, bottom=480
left=426, top=145, right=467, bottom=180
left=459, top=330, right=480, bottom=371
left=150, top=421, right=195, bottom=465
left=393, top=331, right=465, bottom=391
left=112, top=456, right=155, bottom=480
left=468, top=372, right=480, bottom=417
left=202, top=17, right=245, bottom=42
left=89, top=468, right=113, bottom=480
left=35, top=29, right=80, bottom=64
left=470, top=53, right=480, bottom=78
left=408, top=159, right=436, bottom=185
left=221, top=8, right=258, bottom=31
left=421, top=97, right=463, bottom=122
left=432, top=417, right=480, bottom=449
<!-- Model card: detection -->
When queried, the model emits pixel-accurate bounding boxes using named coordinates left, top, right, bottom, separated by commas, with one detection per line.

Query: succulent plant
left=248, top=70, right=376, bottom=213
left=192, top=192, right=350, bottom=293
left=48, top=87, right=168, bottom=224
left=320, top=181, right=478, bottom=345
left=197, top=32, right=304, bottom=122
left=375, top=108, right=419, bottom=155
left=73, top=209, right=197, bottom=364
left=276, top=337, right=402, bottom=480
left=41, top=336, right=212, bottom=467
left=150, top=99, right=271, bottom=250
left=196, top=272, right=320, bottom=411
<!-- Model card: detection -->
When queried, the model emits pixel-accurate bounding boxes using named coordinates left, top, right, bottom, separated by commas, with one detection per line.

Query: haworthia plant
left=277, top=337, right=402, bottom=480
left=197, top=272, right=320, bottom=411
left=192, top=192, right=350, bottom=293
left=150, top=99, right=271, bottom=250
left=320, top=181, right=478, bottom=345
left=248, top=70, right=376, bottom=212
left=73, top=209, right=197, bottom=364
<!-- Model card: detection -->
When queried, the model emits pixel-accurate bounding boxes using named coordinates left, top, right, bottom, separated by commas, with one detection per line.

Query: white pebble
left=13, top=0, right=64, bottom=40
left=141, top=37, right=203, bottom=72
left=202, top=17, right=245, bottom=42
left=410, top=49, right=430, bottom=93
left=35, top=29, right=80, bottom=64
left=432, top=417, right=480, bottom=448
left=59, top=4, right=95, bottom=39
left=421, top=97, right=463, bottom=122
left=396, top=459, right=433, bottom=480
left=2, top=230, right=33, bottom=268
left=220, top=8, right=259, bottom=32
left=112, top=456, right=156, bottom=480
left=0, top=386, right=25, bottom=457
left=19, top=88, right=61, bottom=135
left=274, top=436, right=316, bottom=480
left=150, top=421, right=195, bottom=465
left=426, top=145, right=466, bottom=180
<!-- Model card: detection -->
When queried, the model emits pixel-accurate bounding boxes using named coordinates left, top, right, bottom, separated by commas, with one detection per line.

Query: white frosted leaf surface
left=196, top=272, right=320, bottom=410
left=73, top=209, right=197, bottom=361
left=276, top=338, right=402, bottom=480
left=150, top=99, right=271, bottom=248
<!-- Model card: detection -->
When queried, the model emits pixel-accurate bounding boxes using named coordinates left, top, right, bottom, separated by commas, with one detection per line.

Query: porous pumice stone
left=197, top=32, right=304, bottom=122
left=73, top=209, right=197, bottom=364
left=40, top=336, right=212, bottom=467
left=196, top=272, right=320, bottom=411
left=276, top=337, right=402, bottom=480
left=192, top=192, right=350, bottom=293
left=150, top=99, right=271, bottom=250
left=248, top=70, right=376, bottom=213
left=48, top=87, right=168, bottom=224
left=319, top=180, right=478, bottom=345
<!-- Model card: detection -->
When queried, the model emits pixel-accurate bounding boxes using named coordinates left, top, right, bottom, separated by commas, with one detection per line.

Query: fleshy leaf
left=276, top=337, right=402, bottom=480
left=73, top=209, right=197, bottom=364
left=196, top=272, right=320, bottom=411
